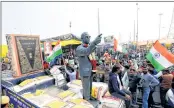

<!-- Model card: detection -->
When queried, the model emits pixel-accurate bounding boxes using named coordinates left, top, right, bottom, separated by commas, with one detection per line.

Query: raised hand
left=93, top=34, right=102, bottom=45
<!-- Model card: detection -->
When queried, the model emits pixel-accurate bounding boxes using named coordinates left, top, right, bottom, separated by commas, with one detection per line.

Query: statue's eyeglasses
left=86, top=36, right=91, bottom=38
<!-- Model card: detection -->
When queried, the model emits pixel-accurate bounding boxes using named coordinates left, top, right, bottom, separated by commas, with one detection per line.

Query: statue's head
left=81, top=32, right=91, bottom=44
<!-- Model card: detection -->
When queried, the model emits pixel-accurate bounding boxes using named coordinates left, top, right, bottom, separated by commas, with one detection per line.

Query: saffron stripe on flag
left=146, top=52, right=165, bottom=72
left=114, top=38, right=118, bottom=52
left=150, top=47, right=173, bottom=68
left=153, top=41, right=174, bottom=64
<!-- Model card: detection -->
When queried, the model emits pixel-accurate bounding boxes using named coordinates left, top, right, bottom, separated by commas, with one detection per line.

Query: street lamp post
left=167, top=8, right=174, bottom=39
left=159, top=13, right=163, bottom=39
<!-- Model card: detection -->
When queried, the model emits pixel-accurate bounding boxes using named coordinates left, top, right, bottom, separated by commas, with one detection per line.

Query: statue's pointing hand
left=93, top=34, right=102, bottom=45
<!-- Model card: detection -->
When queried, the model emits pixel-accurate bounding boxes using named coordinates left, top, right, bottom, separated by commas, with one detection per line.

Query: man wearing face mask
left=140, top=66, right=159, bottom=108
left=128, top=67, right=141, bottom=105
left=76, top=32, right=102, bottom=101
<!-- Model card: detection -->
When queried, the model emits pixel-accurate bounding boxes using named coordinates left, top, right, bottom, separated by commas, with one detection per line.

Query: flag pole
left=158, top=13, right=163, bottom=39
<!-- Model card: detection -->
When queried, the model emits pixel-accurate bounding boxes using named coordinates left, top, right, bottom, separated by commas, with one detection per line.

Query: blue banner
left=2, top=87, right=39, bottom=108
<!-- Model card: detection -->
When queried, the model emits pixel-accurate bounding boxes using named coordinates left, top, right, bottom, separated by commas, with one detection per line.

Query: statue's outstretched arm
left=76, top=34, right=102, bottom=56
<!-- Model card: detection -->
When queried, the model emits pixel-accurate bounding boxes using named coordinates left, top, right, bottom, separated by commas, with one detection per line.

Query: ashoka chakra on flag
left=146, top=40, right=174, bottom=72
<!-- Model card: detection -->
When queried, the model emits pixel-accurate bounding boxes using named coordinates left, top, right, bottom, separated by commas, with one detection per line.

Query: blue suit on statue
left=76, top=32, right=102, bottom=100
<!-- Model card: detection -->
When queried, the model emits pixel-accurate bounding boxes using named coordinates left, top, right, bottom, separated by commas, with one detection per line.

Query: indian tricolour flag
left=114, top=38, right=127, bottom=53
left=46, top=40, right=62, bottom=62
left=146, top=40, right=174, bottom=72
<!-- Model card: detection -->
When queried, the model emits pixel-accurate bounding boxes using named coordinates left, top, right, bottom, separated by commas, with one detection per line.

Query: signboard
left=18, top=39, right=36, bottom=68
left=6, top=34, right=44, bottom=77
left=15, top=36, right=43, bottom=74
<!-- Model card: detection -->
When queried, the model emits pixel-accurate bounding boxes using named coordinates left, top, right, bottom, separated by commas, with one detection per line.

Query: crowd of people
left=42, top=41, right=174, bottom=108
left=96, top=50, right=174, bottom=108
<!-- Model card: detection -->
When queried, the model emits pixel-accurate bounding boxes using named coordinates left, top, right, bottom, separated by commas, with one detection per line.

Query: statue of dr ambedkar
left=76, top=32, right=102, bottom=100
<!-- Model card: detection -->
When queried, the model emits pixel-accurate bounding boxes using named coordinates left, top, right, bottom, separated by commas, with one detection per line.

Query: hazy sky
left=2, top=2, right=174, bottom=44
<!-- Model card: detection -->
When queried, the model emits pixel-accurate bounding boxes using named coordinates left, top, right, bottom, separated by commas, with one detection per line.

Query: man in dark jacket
left=128, top=67, right=141, bottom=104
left=108, top=64, right=139, bottom=108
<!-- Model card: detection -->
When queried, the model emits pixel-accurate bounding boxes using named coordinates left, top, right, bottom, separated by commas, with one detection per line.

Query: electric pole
left=159, top=13, right=163, bottom=39
left=168, top=8, right=174, bottom=39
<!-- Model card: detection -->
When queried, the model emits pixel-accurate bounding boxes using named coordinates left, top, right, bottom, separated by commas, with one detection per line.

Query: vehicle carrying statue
left=76, top=32, right=102, bottom=100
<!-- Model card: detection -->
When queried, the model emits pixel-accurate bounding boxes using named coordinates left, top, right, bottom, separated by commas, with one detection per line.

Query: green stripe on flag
left=146, top=52, right=165, bottom=72
left=46, top=49, right=62, bottom=62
